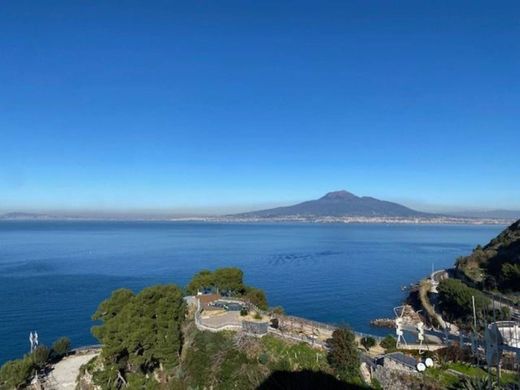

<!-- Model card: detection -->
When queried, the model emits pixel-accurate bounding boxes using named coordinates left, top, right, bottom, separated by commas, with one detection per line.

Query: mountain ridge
left=234, top=190, right=436, bottom=218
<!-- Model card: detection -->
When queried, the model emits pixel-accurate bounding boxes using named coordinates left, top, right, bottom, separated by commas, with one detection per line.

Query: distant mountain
left=450, top=209, right=520, bottom=220
left=234, top=190, right=435, bottom=218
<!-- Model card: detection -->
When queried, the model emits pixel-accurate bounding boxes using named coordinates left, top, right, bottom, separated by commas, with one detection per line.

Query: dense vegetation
left=326, top=327, right=361, bottom=382
left=379, top=335, right=397, bottom=352
left=437, top=277, right=513, bottom=328
left=0, top=336, right=71, bottom=389
left=0, top=358, right=34, bottom=390
left=3, top=262, right=518, bottom=389
left=51, top=337, right=72, bottom=358
left=360, top=336, right=376, bottom=351
left=87, top=314, right=333, bottom=389
left=456, top=219, right=520, bottom=293
left=81, top=268, right=363, bottom=388
left=91, top=285, right=185, bottom=388
left=437, top=279, right=490, bottom=324
left=187, top=267, right=268, bottom=310
left=180, top=326, right=339, bottom=388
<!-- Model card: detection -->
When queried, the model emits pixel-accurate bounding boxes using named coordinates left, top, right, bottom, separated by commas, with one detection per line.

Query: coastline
left=0, top=216, right=513, bottom=225
left=0, top=222, right=504, bottom=365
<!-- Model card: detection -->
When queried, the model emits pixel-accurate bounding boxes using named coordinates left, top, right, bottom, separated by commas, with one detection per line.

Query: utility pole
left=472, top=295, right=477, bottom=330
left=492, top=299, right=501, bottom=384
left=471, top=296, right=479, bottom=367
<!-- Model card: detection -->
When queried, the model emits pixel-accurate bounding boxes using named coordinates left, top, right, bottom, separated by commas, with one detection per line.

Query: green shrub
left=380, top=335, right=397, bottom=351
left=454, top=376, right=498, bottom=390
left=360, top=336, right=376, bottom=351
left=271, top=306, right=285, bottom=315
left=0, top=357, right=34, bottom=389
left=52, top=337, right=71, bottom=358
left=258, top=352, right=269, bottom=365
left=500, top=263, right=520, bottom=292
left=500, top=306, right=511, bottom=320
left=245, top=287, right=268, bottom=310
left=326, top=327, right=360, bottom=382
left=240, top=308, right=248, bottom=316
left=31, top=346, right=50, bottom=368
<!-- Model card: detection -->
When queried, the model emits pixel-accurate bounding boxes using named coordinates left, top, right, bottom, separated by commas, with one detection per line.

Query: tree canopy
left=245, top=287, right=269, bottom=310
left=379, top=335, right=397, bottom=351
left=0, top=357, right=33, bottom=389
left=326, top=327, right=360, bottom=382
left=31, top=346, right=50, bottom=368
left=360, top=336, right=376, bottom=351
left=187, top=267, right=246, bottom=295
left=51, top=337, right=71, bottom=358
left=438, top=279, right=490, bottom=323
left=186, top=267, right=268, bottom=309
left=91, top=284, right=186, bottom=388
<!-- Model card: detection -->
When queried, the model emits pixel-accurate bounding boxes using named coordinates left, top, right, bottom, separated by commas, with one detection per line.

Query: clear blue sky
left=1, top=1, right=519, bottom=214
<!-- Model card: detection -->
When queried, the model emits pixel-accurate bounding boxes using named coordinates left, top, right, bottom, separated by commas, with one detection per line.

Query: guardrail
left=71, top=344, right=102, bottom=352
left=279, top=314, right=384, bottom=342
left=355, top=331, right=385, bottom=343
left=281, top=315, right=337, bottom=332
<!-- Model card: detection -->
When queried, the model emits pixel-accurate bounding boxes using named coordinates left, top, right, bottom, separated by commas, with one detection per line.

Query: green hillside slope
left=456, top=219, right=520, bottom=293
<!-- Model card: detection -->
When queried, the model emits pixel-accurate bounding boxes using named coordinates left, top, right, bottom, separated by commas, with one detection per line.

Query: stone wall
left=371, top=365, right=440, bottom=390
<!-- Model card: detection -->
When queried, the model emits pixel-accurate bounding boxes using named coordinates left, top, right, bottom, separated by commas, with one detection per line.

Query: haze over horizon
left=1, top=189, right=519, bottom=218
left=1, top=1, right=519, bottom=214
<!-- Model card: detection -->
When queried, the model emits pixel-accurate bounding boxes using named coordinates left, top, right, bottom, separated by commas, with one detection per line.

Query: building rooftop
left=382, top=352, right=417, bottom=370
left=197, top=293, right=221, bottom=308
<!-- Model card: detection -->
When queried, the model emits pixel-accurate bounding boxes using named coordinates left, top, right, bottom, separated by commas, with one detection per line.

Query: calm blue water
left=0, top=221, right=503, bottom=363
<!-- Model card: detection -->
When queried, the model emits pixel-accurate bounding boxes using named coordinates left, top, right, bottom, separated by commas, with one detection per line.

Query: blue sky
left=1, top=1, right=519, bottom=214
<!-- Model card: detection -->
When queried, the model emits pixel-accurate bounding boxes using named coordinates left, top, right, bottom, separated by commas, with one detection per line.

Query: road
left=432, top=269, right=520, bottom=320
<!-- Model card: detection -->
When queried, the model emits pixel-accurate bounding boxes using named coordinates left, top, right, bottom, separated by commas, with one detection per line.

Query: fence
left=355, top=331, right=385, bottom=343
left=268, top=328, right=328, bottom=349
left=71, top=345, right=102, bottom=353
left=279, top=314, right=384, bottom=342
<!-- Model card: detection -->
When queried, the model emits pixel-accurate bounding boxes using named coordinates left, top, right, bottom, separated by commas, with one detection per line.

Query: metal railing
left=194, top=296, right=385, bottom=345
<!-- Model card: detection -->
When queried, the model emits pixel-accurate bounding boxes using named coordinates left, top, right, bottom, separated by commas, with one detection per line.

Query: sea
left=0, top=221, right=504, bottom=363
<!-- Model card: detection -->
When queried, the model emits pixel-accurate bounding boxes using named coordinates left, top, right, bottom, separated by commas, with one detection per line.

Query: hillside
left=235, top=190, right=434, bottom=218
left=456, top=219, right=520, bottom=292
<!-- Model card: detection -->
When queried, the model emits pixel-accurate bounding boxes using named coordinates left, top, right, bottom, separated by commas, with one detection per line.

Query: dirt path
left=48, top=351, right=99, bottom=389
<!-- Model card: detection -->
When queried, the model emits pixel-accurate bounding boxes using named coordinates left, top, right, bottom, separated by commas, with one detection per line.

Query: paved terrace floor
left=199, top=310, right=242, bottom=329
